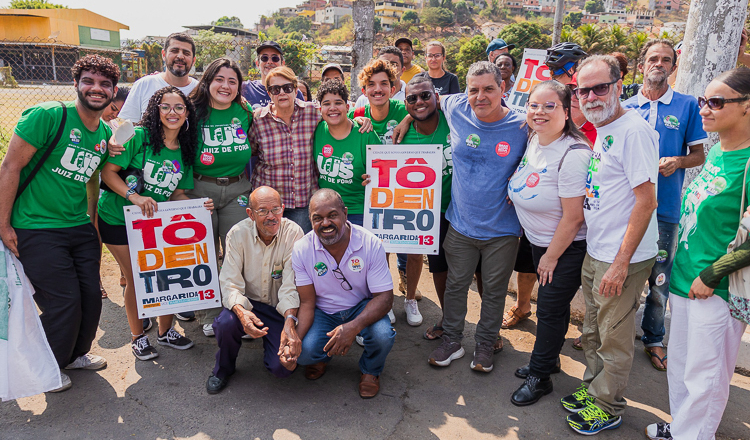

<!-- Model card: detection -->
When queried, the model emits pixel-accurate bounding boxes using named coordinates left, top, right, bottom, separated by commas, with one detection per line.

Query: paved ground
left=2, top=254, right=750, bottom=440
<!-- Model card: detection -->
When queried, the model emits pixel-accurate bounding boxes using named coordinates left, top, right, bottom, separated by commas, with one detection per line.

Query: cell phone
left=113, top=119, right=135, bottom=145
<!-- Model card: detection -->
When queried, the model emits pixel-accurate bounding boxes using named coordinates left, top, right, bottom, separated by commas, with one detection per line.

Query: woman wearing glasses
left=646, top=67, right=750, bottom=440
left=507, top=80, right=591, bottom=406
left=425, top=41, right=459, bottom=96
left=98, top=86, right=212, bottom=360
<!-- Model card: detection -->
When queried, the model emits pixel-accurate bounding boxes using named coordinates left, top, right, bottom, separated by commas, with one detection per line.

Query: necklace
left=723, top=134, right=750, bottom=152
left=414, top=120, right=438, bottom=144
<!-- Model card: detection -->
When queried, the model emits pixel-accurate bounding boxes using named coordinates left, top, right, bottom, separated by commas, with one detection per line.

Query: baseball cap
left=486, top=38, right=515, bottom=56
left=256, top=40, right=283, bottom=55
left=321, top=63, right=344, bottom=77
left=394, top=37, right=414, bottom=49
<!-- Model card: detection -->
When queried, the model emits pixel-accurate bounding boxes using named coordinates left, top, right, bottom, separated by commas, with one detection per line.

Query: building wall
left=0, top=9, right=127, bottom=46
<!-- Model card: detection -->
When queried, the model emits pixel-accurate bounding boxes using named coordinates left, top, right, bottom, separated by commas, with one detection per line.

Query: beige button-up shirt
left=220, top=217, right=303, bottom=315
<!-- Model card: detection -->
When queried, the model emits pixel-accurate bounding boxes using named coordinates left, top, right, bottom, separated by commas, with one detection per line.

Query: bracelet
left=286, top=314, right=298, bottom=325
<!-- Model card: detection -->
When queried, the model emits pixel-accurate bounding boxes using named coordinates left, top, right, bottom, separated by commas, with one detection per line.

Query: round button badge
left=496, top=141, right=510, bottom=157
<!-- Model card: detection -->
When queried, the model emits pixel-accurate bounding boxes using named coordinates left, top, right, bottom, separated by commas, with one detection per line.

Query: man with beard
left=0, top=55, right=120, bottom=392
left=293, top=189, right=395, bottom=398
left=119, top=32, right=198, bottom=122
left=241, top=41, right=304, bottom=110
left=623, top=39, right=707, bottom=372
left=561, top=55, right=659, bottom=435
left=206, top=186, right=304, bottom=394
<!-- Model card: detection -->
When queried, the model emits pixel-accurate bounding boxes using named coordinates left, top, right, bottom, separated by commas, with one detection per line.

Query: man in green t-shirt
left=0, top=54, right=120, bottom=392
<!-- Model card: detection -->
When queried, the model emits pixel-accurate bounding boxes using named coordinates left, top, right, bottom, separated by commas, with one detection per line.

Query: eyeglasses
left=260, top=54, right=281, bottom=63
left=698, top=95, right=750, bottom=110
left=425, top=53, right=443, bottom=59
left=574, top=80, right=618, bottom=99
left=332, top=267, right=352, bottom=291
left=254, top=206, right=283, bottom=217
left=268, top=83, right=296, bottom=96
left=158, top=104, right=186, bottom=114
left=405, top=91, right=434, bottom=104
left=526, top=101, right=560, bottom=113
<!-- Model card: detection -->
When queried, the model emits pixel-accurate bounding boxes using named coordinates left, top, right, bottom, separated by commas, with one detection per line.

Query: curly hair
left=189, top=57, right=247, bottom=123
left=316, top=79, right=349, bottom=103
left=71, top=54, right=120, bottom=85
left=357, top=58, right=398, bottom=88
left=138, top=86, right=198, bottom=167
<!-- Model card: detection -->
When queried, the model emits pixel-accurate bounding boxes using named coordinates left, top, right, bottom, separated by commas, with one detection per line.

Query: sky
left=42, top=0, right=302, bottom=40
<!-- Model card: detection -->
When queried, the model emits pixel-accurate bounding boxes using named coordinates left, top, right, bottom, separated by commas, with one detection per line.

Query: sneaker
left=428, top=335, right=465, bottom=367
left=645, top=422, right=672, bottom=440
left=174, top=311, right=195, bottom=321
left=398, top=269, right=423, bottom=300
left=388, top=308, right=396, bottom=324
left=157, top=327, right=194, bottom=350
left=470, top=341, right=494, bottom=372
left=404, top=298, right=423, bottom=326
left=355, top=335, right=365, bottom=346
left=203, top=324, right=215, bottom=337
left=48, top=372, right=72, bottom=393
left=566, top=403, right=622, bottom=435
left=64, top=353, right=107, bottom=370
left=131, top=334, right=159, bottom=360
left=561, top=383, right=595, bottom=413
left=143, top=318, right=153, bottom=332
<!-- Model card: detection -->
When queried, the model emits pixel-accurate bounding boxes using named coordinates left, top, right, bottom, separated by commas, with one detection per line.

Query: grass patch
left=0, top=126, right=9, bottom=162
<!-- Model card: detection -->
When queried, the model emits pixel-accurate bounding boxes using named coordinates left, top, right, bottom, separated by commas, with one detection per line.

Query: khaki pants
left=580, top=253, right=655, bottom=416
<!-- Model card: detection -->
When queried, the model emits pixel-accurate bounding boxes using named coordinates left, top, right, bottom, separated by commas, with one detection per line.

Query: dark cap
left=256, top=40, right=283, bottom=55
left=394, top=37, right=413, bottom=49
left=486, top=38, right=515, bottom=55
left=321, top=63, right=344, bottom=77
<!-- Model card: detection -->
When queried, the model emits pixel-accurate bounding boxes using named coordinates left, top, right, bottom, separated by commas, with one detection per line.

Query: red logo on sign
left=526, top=173, right=540, bottom=188
left=200, top=152, right=215, bottom=165
left=322, top=144, right=333, bottom=158
left=496, top=141, right=510, bottom=157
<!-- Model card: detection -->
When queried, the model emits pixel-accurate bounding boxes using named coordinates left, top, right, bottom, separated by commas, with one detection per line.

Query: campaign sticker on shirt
left=526, top=172, right=540, bottom=188
left=446, top=134, right=452, bottom=145
left=314, top=262, right=328, bottom=276
left=162, top=160, right=179, bottom=174
left=200, top=152, right=215, bottom=166
left=655, top=250, right=668, bottom=263
left=100, top=140, right=107, bottom=154
left=341, top=152, right=354, bottom=165
left=70, top=129, right=81, bottom=144
left=602, top=135, right=614, bottom=152
left=706, top=177, right=727, bottom=196
left=231, top=117, right=242, bottom=129
left=271, top=268, right=283, bottom=279
left=348, top=256, right=364, bottom=272
left=236, top=195, right=248, bottom=207
left=496, top=141, right=510, bottom=157
left=236, top=128, right=247, bottom=140
left=466, top=134, right=480, bottom=148
left=322, top=144, right=334, bottom=158
left=663, top=115, right=680, bottom=130
left=655, top=273, right=666, bottom=286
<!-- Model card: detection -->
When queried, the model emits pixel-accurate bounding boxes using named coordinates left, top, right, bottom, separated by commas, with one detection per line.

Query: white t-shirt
left=509, top=134, right=590, bottom=247
left=583, top=110, right=659, bottom=264
left=354, top=80, right=406, bottom=109
left=118, top=74, right=198, bottom=122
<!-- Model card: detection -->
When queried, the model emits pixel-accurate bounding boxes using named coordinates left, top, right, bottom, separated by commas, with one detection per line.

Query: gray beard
left=581, top=92, right=620, bottom=125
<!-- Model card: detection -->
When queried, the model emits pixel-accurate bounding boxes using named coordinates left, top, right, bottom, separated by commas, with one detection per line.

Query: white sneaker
left=404, top=299, right=423, bottom=326
left=388, top=308, right=396, bottom=324
left=203, top=324, right=215, bottom=337
left=64, top=353, right=107, bottom=370
left=48, top=372, right=72, bottom=393
left=356, top=335, right=365, bottom=346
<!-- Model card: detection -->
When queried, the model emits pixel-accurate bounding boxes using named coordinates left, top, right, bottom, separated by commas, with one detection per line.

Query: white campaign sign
left=506, top=48, right=551, bottom=114
left=364, top=144, right=442, bottom=254
left=125, top=198, right=221, bottom=318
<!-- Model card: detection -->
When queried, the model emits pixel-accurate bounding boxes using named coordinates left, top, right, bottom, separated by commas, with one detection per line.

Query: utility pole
left=552, top=0, right=565, bottom=45
left=675, top=0, right=749, bottom=185
left=351, top=0, right=375, bottom=101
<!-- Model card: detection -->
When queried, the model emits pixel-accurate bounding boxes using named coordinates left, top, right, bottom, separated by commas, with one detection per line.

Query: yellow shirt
left=401, top=64, right=424, bottom=84
left=219, top=217, right=303, bottom=315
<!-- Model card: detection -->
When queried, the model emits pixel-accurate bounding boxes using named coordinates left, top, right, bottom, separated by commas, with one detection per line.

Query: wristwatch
left=286, top=314, right=299, bottom=326
left=125, top=188, right=137, bottom=201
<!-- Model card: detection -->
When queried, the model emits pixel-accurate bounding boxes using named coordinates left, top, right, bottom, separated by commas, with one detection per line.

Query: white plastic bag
left=0, top=242, right=61, bottom=401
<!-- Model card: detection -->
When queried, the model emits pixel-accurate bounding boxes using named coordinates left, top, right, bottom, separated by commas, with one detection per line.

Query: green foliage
left=564, top=11, right=583, bottom=28
left=374, top=17, right=382, bottom=33
left=574, top=23, right=605, bottom=54
left=402, top=10, right=419, bottom=23
left=284, top=16, right=312, bottom=33
left=429, top=0, right=440, bottom=7
left=422, top=7, right=455, bottom=28
left=584, top=0, right=604, bottom=14
left=454, top=34, right=489, bottom=90
left=440, top=0, right=455, bottom=11
left=192, top=29, right=234, bottom=72
left=8, top=0, right=66, bottom=8
left=498, top=22, right=552, bottom=60
left=479, top=0, right=502, bottom=20
left=275, top=17, right=286, bottom=29
left=607, top=24, right=629, bottom=54
left=212, top=16, right=244, bottom=29
left=277, top=38, right=317, bottom=78
left=0, top=127, right=8, bottom=163
left=455, top=1, right=473, bottom=25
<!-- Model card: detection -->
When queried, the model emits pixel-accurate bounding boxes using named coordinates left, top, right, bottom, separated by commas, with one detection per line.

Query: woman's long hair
left=189, top=57, right=247, bottom=123
left=138, top=86, right=198, bottom=166
left=525, top=80, right=590, bottom=147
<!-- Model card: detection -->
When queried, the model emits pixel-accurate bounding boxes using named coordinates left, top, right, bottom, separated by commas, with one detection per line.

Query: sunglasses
left=698, top=95, right=749, bottom=110
left=574, top=80, right=618, bottom=99
left=405, top=91, right=434, bottom=104
left=260, top=54, right=281, bottom=63
left=158, top=103, right=186, bottom=115
left=268, top=83, right=295, bottom=96
left=526, top=102, right=559, bottom=113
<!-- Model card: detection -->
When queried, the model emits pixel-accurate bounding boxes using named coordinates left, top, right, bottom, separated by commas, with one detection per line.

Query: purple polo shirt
left=292, top=222, right=393, bottom=314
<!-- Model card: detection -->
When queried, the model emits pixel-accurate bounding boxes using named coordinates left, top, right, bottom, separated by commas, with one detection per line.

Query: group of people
left=1, top=29, right=749, bottom=439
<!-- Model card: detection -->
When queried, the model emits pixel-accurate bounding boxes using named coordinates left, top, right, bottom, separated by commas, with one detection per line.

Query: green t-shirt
left=194, top=102, right=252, bottom=177
left=314, top=120, right=381, bottom=214
left=12, top=101, right=111, bottom=229
left=97, top=127, right=193, bottom=226
left=348, top=99, right=408, bottom=145
left=670, top=143, right=750, bottom=301
left=401, top=111, right=453, bottom=212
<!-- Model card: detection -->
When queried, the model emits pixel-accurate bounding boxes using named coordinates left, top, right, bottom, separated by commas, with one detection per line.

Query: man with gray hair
left=426, top=61, right=527, bottom=374
left=561, top=55, right=659, bottom=435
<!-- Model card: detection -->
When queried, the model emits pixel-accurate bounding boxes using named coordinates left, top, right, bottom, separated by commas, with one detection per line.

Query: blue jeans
left=297, top=299, right=396, bottom=376
left=283, top=206, right=312, bottom=234
left=642, top=220, right=678, bottom=347
left=397, top=254, right=407, bottom=272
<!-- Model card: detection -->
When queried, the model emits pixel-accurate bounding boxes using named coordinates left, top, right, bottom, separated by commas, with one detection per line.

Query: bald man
left=206, top=186, right=304, bottom=394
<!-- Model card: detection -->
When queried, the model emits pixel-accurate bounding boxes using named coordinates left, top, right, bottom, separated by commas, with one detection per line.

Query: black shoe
left=206, top=375, right=228, bottom=394
left=514, top=358, right=561, bottom=379
left=511, top=374, right=553, bottom=406
left=174, top=311, right=195, bottom=321
left=143, top=318, right=153, bottom=332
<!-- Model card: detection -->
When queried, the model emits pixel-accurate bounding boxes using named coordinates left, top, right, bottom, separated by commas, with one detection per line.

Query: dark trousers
left=212, top=301, right=293, bottom=380
left=15, top=224, right=102, bottom=368
left=528, top=240, right=587, bottom=379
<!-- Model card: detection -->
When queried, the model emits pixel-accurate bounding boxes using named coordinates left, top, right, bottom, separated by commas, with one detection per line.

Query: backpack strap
left=16, top=101, right=67, bottom=201
left=558, top=143, right=590, bottom=172
left=353, top=106, right=366, bottom=119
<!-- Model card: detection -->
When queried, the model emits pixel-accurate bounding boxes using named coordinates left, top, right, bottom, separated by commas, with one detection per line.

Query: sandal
left=644, top=347, right=668, bottom=371
left=572, top=336, right=582, bottom=350
left=423, top=324, right=444, bottom=340
left=501, top=305, right=531, bottom=329
left=100, top=281, right=108, bottom=299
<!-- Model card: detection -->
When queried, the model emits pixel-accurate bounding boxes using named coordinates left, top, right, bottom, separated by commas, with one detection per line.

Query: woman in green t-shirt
left=98, top=86, right=213, bottom=361
left=187, top=58, right=253, bottom=335
left=645, top=68, right=750, bottom=440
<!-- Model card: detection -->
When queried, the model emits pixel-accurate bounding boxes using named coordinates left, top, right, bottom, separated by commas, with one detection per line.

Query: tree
left=454, top=34, right=489, bottom=89
left=212, top=16, right=244, bottom=29
left=9, top=0, right=66, bottom=7
left=284, top=16, right=312, bottom=33
left=605, top=24, right=629, bottom=54
left=142, top=41, right=164, bottom=73
left=192, top=29, right=234, bottom=71
left=574, top=23, right=605, bottom=54
left=440, top=0, right=455, bottom=11
left=498, top=22, right=552, bottom=60
left=584, top=0, right=604, bottom=14
left=455, top=1, right=474, bottom=25
left=275, top=17, right=286, bottom=29
left=402, top=10, right=419, bottom=23
left=277, top=38, right=316, bottom=78
left=422, top=7, right=455, bottom=28
left=564, top=12, right=583, bottom=28
left=373, top=17, right=382, bottom=33
left=429, top=0, right=440, bottom=7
